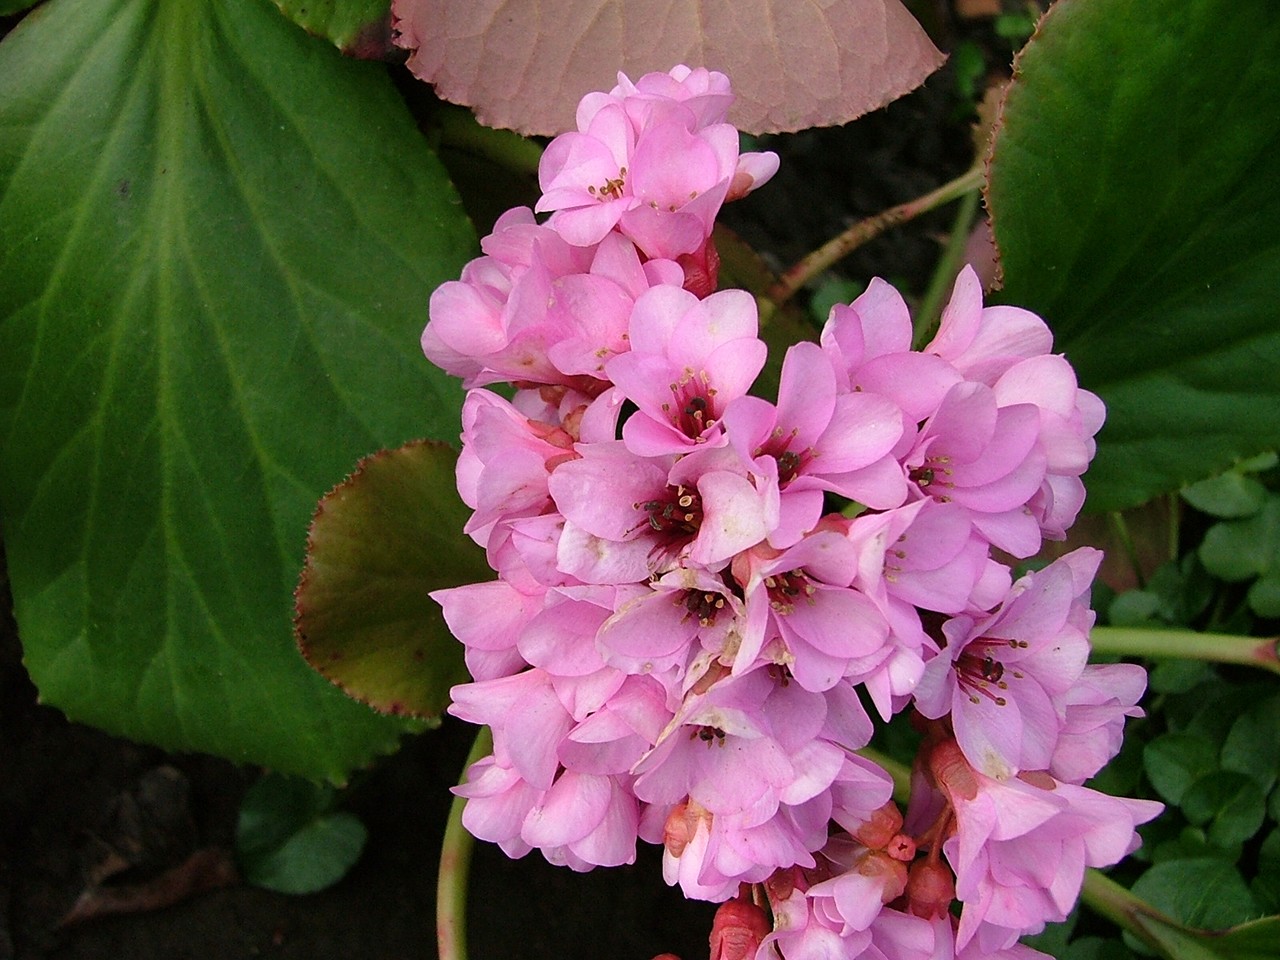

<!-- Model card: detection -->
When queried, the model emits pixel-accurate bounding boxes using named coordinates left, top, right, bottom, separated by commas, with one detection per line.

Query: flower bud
left=709, top=898, right=770, bottom=960
left=905, top=858, right=955, bottom=920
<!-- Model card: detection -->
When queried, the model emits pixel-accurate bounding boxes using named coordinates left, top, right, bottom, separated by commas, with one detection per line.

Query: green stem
left=1080, top=870, right=1177, bottom=955
left=1091, top=626, right=1280, bottom=675
left=1107, top=511, right=1146, bottom=590
left=911, top=187, right=982, bottom=348
left=857, top=745, right=912, bottom=804
left=765, top=164, right=984, bottom=307
left=437, top=725, right=494, bottom=960
left=433, top=104, right=544, bottom=178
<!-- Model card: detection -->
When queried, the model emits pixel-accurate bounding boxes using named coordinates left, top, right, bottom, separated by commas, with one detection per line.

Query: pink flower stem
left=765, top=164, right=984, bottom=307
left=437, top=725, right=494, bottom=960
left=1090, top=627, right=1280, bottom=676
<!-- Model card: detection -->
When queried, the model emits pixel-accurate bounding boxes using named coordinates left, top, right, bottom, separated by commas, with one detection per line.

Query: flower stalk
left=437, top=725, right=493, bottom=960
left=766, top=163, right=984, bottom=307
left=1090, top=626, right=1280, bottom=676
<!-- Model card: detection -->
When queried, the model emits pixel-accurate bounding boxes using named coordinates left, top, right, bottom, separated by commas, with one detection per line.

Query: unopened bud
left=852, top=800, right=905, bottom=849
left=709, top=898, right=770, bottom=960
left=905, top=858, right=955, bottom=920
left=927, top=739, right=978, bottom=801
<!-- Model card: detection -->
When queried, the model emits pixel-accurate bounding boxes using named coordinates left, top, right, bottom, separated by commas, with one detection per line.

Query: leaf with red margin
left=392, top=0, right=944, bottom=135
left=271, top=0, right=397, bottom=58
left=296, top=441, right=491, bottom=719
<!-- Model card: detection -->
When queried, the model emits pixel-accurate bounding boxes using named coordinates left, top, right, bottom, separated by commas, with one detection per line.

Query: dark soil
left=0, top=5, right=1018, bottom=957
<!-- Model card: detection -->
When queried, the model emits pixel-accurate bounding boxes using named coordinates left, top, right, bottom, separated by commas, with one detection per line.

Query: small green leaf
left=1149, top=660, right=1214, bottom=696
left=987, top=0, right=1280, bottom=511
left=236, top=773, right=367, bottom=895
left=1221, top=696, right=1280, bottom=794
left=1199, top=498, right=1280, bottom=583
left=808, top=276, right=866, bottom=328
left=1182, top=472, right=1268, bottom=519
left=1247, top=575, right=1280, bottom=619
left=295, top=440, right=490, bottom=718
left=1112, top=590, right=1165, bottom=627
left=1144, top=733, right=1220, bottom=806
left=1179, top=773, right=1267, bottom=849
left=1066, top=937, right=1143, bottom=960
left=1252, top=829, right=1280, bottom=915
left=1130, top=859, right=1260, bottom=932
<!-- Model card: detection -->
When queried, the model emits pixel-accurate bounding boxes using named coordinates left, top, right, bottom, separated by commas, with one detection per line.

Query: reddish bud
left=927, top=739, right=979, bottom=802
left=905, top=859, right=955, bottom=920
left=677, top=237, right=721, bottom=298
left=709, top=898, right=770, bottom=960
left=885, top=833, right=917, bottom=862
left=852, top=800, right=905, bottom=849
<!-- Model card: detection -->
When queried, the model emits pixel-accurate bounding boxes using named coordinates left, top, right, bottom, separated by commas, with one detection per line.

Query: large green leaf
left=270, top=0, right=393, bottom=56
left=987, top=0, right=1280, bottom=511
left=0, top=0, right=476, bottom=779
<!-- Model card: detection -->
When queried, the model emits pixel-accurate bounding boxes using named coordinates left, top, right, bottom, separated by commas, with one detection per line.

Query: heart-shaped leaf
left=296, top=440, right=489, bottom=718
left=236, top=773, right=367, bottom=894
left=393, top=0, right=944, bottom=135
left=986, top=0, right=1280, bottom=511
left=0, top=0, right=476, bottom=780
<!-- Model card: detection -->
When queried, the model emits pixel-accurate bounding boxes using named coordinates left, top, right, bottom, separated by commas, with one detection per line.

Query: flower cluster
left=423, top=66, right=1160, bottom=960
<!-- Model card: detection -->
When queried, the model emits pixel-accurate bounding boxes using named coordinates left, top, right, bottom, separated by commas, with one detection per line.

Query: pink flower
left=900, top=381, right=1049, bottom=558
left=538, top=66, right=777, bottom=258
left=607, top=286, right=767, bottom=455
left=920, top=739, right=1162, bottom=949
left=924, top=266, right=1053, bottom=387
left=722, top=340, right=907, bottom=543
left=729, top=532, right=890, bottom=691
left=421, top=207, right=593, bottom=388
left=913, top=549, right=1101, bottom=780
left=1049, top=662, right=1147, bottom=785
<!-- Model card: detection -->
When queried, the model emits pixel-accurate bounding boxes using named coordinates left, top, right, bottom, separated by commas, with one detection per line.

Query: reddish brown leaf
left=59, top=849, right=239, bottom=927
left=393, top=0, right=944, bottom=135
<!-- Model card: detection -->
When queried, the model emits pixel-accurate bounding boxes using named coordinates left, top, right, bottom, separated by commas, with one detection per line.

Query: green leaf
left=236, top=773, right=367, bottom=894
left=1144, top=733, right=1219, bottom=806
left=1148, top=660, right=1214, bottom=696
left=1179, top=773, right=1267, bottom=849
left=1066, top=937, right=1143, bottom=960
left=987, top=0, right=1280, bottom=511
left=0, top=0, right=476, bottom=779
left=1221, top=696, right=1280, bottom=794
left=270, top=0, right=392, bottom=56
left=295, top=441, right=489, bottom=718
left=1247, top=575, right=1280, bottom=619
left=1199, top=498, right=1280, bottom=583
left=1182, top=472, right=1268, bottom=520
left=1130, top=859, right=1260, bottom=933
left=1252, top=829, right=1280, bottom=915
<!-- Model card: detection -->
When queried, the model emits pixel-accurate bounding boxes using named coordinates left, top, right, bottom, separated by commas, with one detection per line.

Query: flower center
left=586, top=166, right=627, bottom=201
left=681, top=589, right=727, bottom=626
left=689, top=725, right=727, bottom=746
left=764, top=569, right=814, bottom=615
left=662, top=369, right=718, bottom=440
left=952, top=637, right=1027, bottom=706
left=909, top=454, right=953, bottom=498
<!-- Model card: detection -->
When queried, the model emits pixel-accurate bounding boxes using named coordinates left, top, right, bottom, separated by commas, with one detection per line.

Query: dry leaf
left=393, top=0, right=944, bottom=135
